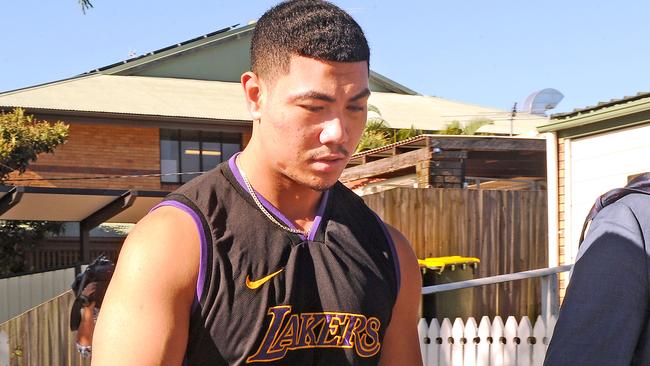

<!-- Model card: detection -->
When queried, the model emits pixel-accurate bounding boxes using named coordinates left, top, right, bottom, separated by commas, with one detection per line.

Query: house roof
left=538, top=92, right=650, bottom=137
left=83, top=24, right=244, bottom=76
left=0, top=74, right=547, bottom=134
left=75, top=22, right=416, bottom=96
left=0, top=74, right=251, bottom=122
left=343, top=134, right=546, bottom=183
left=368, top=92, right=547, bottom=135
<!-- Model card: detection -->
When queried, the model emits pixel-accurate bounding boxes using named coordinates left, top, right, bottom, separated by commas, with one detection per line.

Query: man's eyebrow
left=288, top=91, right=335, bottom=103
left=288, top=88, right=371, bottom=103
left=349, top=88, right=371, bottom=102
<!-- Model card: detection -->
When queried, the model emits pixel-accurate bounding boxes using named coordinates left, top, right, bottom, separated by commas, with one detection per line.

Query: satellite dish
left=523, top=88, right=564, bottom=115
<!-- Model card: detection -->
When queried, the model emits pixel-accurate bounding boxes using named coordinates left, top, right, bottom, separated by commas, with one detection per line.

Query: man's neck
left=236, top=151, right=323, bottom=233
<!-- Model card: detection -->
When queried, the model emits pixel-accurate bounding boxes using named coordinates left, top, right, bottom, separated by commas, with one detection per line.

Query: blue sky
left=1, top=0, right=649, bottom=113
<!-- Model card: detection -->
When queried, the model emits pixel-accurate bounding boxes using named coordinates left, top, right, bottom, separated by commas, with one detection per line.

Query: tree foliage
left=0, top=108, right=69, bottom=182
left=0, top=221, right=65, bottom=275
left=439, top=118, right=493, bottom=135
left=0, top=108, right=69, bottom=275
left=356, top=105, right=421, bottom=153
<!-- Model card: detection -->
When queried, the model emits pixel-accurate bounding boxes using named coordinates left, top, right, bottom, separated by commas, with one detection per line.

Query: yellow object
left=417, top=256, right=480, bottom=273
left=245, top=268, right=285, bottom=290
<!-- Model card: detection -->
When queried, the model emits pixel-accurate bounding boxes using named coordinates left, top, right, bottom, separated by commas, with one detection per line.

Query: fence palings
left=418, top=315, right=556, bottom=366
left=363, top=188, right=548, bottom=319
left=0, top=290, right=85, bottom=366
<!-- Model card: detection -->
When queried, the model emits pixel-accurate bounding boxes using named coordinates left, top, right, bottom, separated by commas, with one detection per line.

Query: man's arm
left=379, top=224, right=423, bottom=366
left=92, top=206, right=200, bottom=365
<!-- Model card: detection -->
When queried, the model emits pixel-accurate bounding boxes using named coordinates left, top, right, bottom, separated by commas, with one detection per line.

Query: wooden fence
left=24, top=237, right=122, bottom=272
left=0, top=290, right=86, bottom=366
left=363, top=188, right=548, bottom=319
left=0, top=267, right=76, bottom=324
left=418, top=315, right=555, bottom=366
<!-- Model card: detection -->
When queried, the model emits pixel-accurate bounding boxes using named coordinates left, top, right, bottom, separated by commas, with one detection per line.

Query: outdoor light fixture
left=184, top=149, right=221, bottom=156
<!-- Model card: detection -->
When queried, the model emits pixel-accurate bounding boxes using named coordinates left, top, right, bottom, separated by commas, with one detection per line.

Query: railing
left=419, top=265, right=573, bottom=366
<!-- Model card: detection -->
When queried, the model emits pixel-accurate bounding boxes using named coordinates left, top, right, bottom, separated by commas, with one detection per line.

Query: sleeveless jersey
left=154, top=155, right=400, bottom=365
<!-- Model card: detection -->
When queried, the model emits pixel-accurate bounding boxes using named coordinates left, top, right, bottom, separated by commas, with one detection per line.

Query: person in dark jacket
left=545, top=190, right=650, bottom=365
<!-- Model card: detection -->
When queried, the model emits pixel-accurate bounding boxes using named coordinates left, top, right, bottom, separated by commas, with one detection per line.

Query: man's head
left=251, top=0, right=370, bottom=81
left=242, top=0, right=370, bottom=191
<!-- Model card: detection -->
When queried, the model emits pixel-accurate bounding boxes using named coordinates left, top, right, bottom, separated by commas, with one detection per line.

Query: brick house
left=0, top=23, right=417, bottom=192
left=0, top=23, right=419, bottom=269
left=0, top=23, right=548, bottom=270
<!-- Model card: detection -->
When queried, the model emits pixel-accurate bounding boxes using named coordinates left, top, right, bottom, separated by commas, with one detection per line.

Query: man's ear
left=241, top=71, right=263, bottom=121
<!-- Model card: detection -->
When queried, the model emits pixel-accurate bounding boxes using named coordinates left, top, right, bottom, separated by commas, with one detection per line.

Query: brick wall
left=7, top=122, right=161, bottom=190
left=5, top=118, right=253, bottom=191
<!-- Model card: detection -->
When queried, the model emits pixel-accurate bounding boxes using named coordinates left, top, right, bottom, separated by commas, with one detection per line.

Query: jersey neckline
left=227, top=153, right=330, bottom=242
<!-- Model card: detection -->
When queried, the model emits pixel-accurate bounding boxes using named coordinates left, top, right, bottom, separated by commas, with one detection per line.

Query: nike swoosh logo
left=246, top=268, right=284, bottom=290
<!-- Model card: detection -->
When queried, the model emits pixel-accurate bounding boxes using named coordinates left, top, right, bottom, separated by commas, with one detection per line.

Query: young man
left=92, top=1, right=422, bottom=365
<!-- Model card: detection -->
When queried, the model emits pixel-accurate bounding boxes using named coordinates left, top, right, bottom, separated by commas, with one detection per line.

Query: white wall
left=565, top=124, right=650, bottom=262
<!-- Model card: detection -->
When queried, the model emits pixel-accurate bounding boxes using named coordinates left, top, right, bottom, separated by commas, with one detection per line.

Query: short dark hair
left=251, top=0, right=370, bottom=79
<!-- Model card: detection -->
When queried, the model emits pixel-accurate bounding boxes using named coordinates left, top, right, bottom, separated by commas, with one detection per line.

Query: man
left=92, top=1, right=422, bottom=365
left=544, top=174, right=650, bottom=365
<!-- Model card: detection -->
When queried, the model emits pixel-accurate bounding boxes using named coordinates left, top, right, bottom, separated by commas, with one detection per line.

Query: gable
left=93, top=23, right=416, bottom=95
left=116, top=31, right=253, bottom=82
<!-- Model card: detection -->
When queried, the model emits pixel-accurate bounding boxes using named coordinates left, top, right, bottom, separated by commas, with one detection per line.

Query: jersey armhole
left=371, top=213, right=401, bottom=297
left=149, top=199, right=208, bottom=313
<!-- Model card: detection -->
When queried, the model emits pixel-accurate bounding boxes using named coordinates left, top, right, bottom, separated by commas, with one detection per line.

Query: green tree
left=440, top=118, right=493, bottom=135
left=356, top=105, right=421, bottom=153
left=0, top=221, right=64, bottom=275
left=0, top=108, right=69, bottom=181
left=0, top=108, right=69, bottom=275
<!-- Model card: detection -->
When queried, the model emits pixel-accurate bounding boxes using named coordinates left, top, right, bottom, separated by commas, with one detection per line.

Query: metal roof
left=538, top=92, right=650, bottom=135
left=0, top=74, right=546, bottom=134
left=83, top=24, right=241, bottom=75
left=365, top=93, right=546, bottom=134
left=550, top=91, right=650, bottom=120
left=75, top=22, right=417, bottom=96
left=0, top=74, right=251, bottom=121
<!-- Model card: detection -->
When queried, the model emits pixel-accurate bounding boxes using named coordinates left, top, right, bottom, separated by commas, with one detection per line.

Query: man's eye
left=347, top=105, right=365, bottom=112
left=301, top=105, right=324, bottom=112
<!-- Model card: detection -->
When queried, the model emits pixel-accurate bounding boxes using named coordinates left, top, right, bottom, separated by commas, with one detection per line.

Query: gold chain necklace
left=238, top=164, right=308, bottom=236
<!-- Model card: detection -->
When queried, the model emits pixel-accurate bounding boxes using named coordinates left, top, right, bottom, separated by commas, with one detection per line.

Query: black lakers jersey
left=155, top=155, right=400, bottom=365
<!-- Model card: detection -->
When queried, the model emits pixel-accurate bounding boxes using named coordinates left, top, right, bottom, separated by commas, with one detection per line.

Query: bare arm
left=91, top=206, right=200, bottom=365
left=379, top=224, right=423, bottom=366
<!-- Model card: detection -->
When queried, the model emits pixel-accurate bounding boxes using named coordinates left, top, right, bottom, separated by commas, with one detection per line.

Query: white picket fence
left=418, top=315, right=556, bottom=366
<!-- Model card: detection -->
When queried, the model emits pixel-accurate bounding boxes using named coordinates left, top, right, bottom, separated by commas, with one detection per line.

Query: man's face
left=256, top=55, right=369, bottom=191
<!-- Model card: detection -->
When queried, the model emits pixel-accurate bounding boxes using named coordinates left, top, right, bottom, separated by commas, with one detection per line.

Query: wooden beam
left=423, top=137, right=546, bottom=152
left=341, top=147, right=435, bottom=182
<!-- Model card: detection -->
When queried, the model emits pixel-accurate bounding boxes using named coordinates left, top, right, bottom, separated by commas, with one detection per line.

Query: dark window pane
left=222, top=143, right=240, bottom=161
left=181, top=131, right=201, bottom=183
left=202, top=142, right=221, bottom=171
left=160, top=139, right=179, bottom=183
left=221, top=132, right=241, bottom=144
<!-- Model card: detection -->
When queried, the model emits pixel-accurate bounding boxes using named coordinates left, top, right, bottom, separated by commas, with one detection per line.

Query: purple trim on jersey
left=307, top=189, right=329, bottom=241
left=149, top=201, right=207, bottom=308
left=228, top=153, right=329, bottom=241
left=372, top=213, right=401, bottom=295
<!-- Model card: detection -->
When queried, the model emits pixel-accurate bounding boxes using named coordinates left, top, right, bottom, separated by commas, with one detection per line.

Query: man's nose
left=319, top=117, right=347, bottom=145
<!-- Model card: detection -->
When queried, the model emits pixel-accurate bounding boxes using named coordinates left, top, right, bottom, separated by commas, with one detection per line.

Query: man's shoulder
left=614, top=192, right=650, bottom=215
left=578, top=192, right=650, bottom=261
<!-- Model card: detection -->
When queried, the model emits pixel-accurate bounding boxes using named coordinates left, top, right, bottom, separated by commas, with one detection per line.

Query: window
left=160, top=129, right=241, bottom=183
